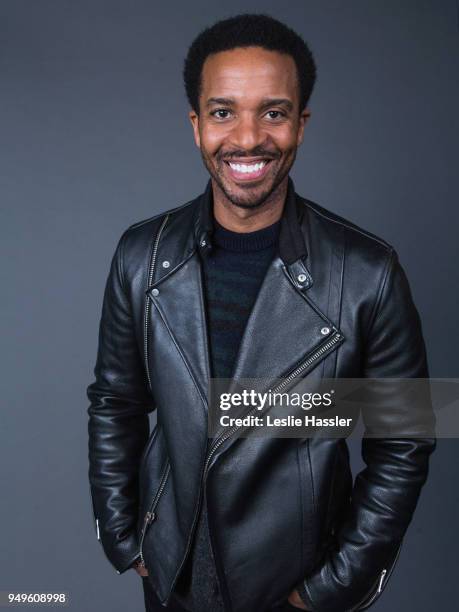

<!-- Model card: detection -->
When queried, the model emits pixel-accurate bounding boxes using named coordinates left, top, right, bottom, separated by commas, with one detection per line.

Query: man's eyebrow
left=206, top=97, right=235, bottom=107
left=259, top=98, right=293, bottom=112
left=205, top=97, right=294, bottom=111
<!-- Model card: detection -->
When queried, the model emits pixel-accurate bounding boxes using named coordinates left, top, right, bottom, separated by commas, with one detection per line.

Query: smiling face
left=189, top=46, right=311, bottom=210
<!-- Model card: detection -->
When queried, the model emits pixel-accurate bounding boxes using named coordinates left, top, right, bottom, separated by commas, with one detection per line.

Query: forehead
left=200, top=46, right=298, bottom=103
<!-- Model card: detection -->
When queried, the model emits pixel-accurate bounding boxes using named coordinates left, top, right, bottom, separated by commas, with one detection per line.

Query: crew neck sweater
left=171, top=217, right=281, bottom=612
left=202, top=217, right=281, bottom=379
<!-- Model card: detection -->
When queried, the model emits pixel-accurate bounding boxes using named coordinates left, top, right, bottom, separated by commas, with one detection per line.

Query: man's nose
left=230, top=113, right=264, bottom=151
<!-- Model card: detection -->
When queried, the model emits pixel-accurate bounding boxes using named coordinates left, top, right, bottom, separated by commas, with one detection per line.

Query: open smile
left=223, top=159, right=273, bottom=182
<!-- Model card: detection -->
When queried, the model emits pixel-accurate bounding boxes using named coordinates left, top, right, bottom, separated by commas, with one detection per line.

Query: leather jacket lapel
left=229, top=254, right=341, bottom=384
left=146, top=249, right=212, bottom=414
left=207, top=251, right=345, bottom=448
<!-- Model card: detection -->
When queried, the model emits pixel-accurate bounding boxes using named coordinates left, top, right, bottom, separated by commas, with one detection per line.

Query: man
left=87, top=13, right=436, bottom=612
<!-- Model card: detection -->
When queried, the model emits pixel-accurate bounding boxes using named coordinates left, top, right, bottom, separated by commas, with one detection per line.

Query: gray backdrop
left=1, top=1, right=458, bottom=610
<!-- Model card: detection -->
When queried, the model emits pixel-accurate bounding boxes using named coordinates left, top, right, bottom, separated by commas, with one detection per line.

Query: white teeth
left=228, top=161, right=267, bottom=173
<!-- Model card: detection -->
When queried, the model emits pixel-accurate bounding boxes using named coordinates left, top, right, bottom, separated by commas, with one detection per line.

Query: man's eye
left=211, top=109, right=231, bottom=119
left=266, top=110, right=286, bottom=120
left=209, top=109, right=286, bottom=120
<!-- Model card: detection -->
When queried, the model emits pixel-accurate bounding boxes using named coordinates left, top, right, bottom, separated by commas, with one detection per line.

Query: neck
left=211, top=176, right=288, bottom=233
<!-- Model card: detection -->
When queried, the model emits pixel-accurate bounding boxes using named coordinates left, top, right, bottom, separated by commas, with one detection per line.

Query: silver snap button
left=320, top=326, right=330, bottom=335
left=162, top=260, right=170, bottom=268
left=297, top=273, right=307, bottom=283
left=151, top=288, right=159, bottom=297
left=200, top=240, right=207, bottom=247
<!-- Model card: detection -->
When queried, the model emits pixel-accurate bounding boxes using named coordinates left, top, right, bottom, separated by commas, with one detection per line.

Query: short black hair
left=183, top=13, right=317, bottom=116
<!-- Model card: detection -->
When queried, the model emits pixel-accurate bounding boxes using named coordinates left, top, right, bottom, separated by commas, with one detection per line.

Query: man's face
left=189, top=46, right=311, bottom=209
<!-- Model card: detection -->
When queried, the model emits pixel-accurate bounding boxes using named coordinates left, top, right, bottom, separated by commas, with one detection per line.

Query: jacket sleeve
left=296, top=248, right=436, bottom=611
left=87, top=229, right=155, bottom=574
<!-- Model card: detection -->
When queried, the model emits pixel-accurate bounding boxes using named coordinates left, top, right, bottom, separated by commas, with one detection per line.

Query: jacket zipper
left=344, top=567, right=387, bottom=612
left=88, top=482, right=101, bottom=541
left=139, top=214, right=170, bottom=566
left=144, top=257, right=342, bottom=606
left=203, top=330, right=344, bottom=473
left=138, top=461, right=171, bottom=566
left=266, top=331, right=343, bottom=393
left=181, top=330, right=343, bottom=611
left=360, top=569, right=387, bottom=607
left=347, top=540, right=403, bottom=611
left=144, top=214, right=169, bottom=391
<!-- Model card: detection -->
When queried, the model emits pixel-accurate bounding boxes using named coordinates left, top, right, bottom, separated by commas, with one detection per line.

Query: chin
left=226, top=189, right=272, bottom=210
left=222, top=180, right=277, bottom=208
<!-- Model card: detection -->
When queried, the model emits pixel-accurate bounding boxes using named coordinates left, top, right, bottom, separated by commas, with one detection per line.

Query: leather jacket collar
left=194, top=175, right=307, bottom=265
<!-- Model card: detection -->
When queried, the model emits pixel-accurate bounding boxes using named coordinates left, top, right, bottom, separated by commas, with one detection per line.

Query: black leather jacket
left=87, top=177, right=436, bottom=612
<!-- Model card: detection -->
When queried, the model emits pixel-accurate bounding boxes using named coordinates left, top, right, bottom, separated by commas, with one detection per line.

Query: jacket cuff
left=295, top=579, right=315, bottom=610
left=116, top=549, right=142, bottom=575
left=100, top=529, right=141, bottom=575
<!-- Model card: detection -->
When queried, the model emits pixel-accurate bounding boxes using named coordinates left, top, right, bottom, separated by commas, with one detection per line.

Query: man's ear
left=188, top=109, right=201, bottom=148
left=297, top=107, right=311, bottom=147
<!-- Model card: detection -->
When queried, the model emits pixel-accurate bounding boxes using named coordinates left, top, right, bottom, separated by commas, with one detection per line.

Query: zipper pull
left=377, top=569, right=387, bottom=593
left=139, top=511, right=157, bottom=566
left=143, top=511, right=156, bottom=529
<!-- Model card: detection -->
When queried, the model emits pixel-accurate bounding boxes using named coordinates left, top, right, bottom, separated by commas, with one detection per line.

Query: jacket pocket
left=136, top=424, right=169, bottom=551
left=138, top=459, right=171, bottom=567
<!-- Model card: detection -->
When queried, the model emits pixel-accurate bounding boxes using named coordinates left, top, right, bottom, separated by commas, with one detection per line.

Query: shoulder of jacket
left=125, top=197, right=196, bottom=235
left=111, top=197, right=198, bottom=289
left=116, top=197, right=196, bottom=253
left=298, top=195, right=396, bottom=260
